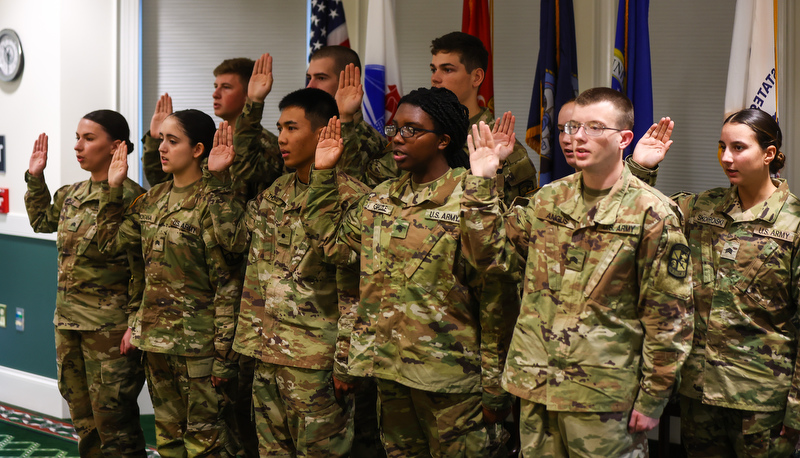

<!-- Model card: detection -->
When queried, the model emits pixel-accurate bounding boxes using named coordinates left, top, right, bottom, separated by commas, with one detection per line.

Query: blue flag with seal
left=611, top=0, right=653, bottom=158
left=525, top=0, right=579, bottom=186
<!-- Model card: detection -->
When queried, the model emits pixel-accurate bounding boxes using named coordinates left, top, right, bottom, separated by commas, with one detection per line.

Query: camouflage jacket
left=206, top=170, right=367, bottom=380
left=341, top=110, right=390, bottom=182
left=96, top=181, right=243, bottom=378
left=362, top=108, right=539, bottom=204
left=674, top=180, right=800, bottom=429
left=302, top=167, right=511, bottom=409
left=25, top=173, right=145, bottom=331
left=460, top=164, right=694, bottom=417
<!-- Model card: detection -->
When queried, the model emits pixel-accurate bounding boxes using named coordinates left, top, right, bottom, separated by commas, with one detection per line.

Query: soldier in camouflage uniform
left=97, top=110, right=242, bottom=458
left=302, top=87, right=512, bottom=457
left=204, top=88, right=365, bottom=456
left=25, top=110, right=147, bottom=457
left=666, top=109, right=800, bottom=457
left=460, top=87, right=694, bottom=457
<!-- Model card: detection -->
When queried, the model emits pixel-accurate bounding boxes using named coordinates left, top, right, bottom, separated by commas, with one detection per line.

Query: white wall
left=0, top=0, right=125, bottom=239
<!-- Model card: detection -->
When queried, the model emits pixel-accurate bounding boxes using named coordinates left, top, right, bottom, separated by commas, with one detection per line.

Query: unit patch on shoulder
left=667, top=244, right=690, bottom=278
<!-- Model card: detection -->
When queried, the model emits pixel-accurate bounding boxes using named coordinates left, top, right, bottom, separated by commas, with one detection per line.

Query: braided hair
left=398, top=87, right=470, bottom=169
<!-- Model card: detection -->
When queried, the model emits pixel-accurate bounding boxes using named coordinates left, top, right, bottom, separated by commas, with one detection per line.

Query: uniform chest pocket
left=735, top=238, right=787, bottom=311
left=403, top=225, right=459, bottom=302
left=584, top=238, right=634, bottom=310
left=247, top=218, right=276, bottom=265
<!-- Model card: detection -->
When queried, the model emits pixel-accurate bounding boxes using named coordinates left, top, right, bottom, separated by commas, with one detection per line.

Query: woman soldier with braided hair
left=302, top=86, right=513, bottom=457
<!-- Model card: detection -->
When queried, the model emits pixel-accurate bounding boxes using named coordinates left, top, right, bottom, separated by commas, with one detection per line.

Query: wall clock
left=0, top=29, right=24, bottom=82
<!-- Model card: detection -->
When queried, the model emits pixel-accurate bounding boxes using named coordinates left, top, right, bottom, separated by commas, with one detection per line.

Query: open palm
left=315, top=116, right=343, bottom=170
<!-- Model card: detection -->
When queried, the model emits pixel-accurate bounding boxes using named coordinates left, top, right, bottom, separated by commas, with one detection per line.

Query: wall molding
left=0, top=365, right=154, bottom=419
left=0, top=213, right=56, bottom=241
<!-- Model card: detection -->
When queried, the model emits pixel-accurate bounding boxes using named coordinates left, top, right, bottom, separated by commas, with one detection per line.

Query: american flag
left=309, top=0, right=351, bottom=61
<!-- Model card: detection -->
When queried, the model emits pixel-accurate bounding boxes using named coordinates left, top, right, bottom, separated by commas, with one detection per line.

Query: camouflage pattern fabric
left=25, top=173, right=145, bottom=330
left=96, top=181, right=242, bottom=379
left=340, top=110, right=389, bottom=183
left=56, top=328, right=146, bottom=457
left=361, top=107, right=538, bottom=203
left=206, top=171, right=366, bottom=372
left=624, top=156, right=659, bottom=187
left=376, top=378, right=508, bottom=458
left=144, top=352, right=230, bottom=458
left=351, top=377, right=386, bottom=458
left=460, top=164, right=693, bottom=420
left=519, top=399, right=648, bottom=458
left=220, top=355, right=259, bottom=458
left=251, top=362, right=353, bottom=457
left=681, top=396, right=796, bottom=457
left=301, top=167, right=510, bottom=409
left=674, top=180, right=800, bottom=431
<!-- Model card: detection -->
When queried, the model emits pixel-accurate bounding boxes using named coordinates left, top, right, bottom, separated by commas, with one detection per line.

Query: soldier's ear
left=438, top=134, right=451, bottom=151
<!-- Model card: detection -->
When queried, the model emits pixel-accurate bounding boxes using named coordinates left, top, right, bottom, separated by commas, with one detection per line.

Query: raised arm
left=207, top=121, right=252, bottom=254
left=142, top=93, right=173, bottom=186
left=96, top=143, right=142, bottom=256
left=25, top=133, right=64, bottom=233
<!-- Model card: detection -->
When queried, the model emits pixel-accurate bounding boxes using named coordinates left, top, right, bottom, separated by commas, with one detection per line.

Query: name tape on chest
left=694, top=212, right=726, bottom=228
left=365, top=201, right=393, bottom=215
left=543, top=212, right=572, bottom=228
left=425, top=210, right=460, bottom=224
left=597, top=223, right=641, bottom=235
left=265, top=193, right=283, bottom=207
left=140, top=214, right=156, bottom=223
left=169, top=219, right=199, bottom=235
left=753, top=227, right=795, bottom=242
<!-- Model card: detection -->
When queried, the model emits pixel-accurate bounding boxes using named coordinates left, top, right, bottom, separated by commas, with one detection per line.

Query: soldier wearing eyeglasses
left=461, top=87, right=694, bottom=457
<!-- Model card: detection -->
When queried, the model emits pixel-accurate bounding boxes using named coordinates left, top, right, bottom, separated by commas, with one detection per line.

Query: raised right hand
left=108, top=142, right=129, bottom=188
left=314, top=116, right=343, bottom=170
left=208, top=121, right=235, bottom=175
left=150, top=93, right=173, bottom=138
left=335, top=64, right=363, bottom=123
left=28, top=133, right=48, bottom=177
left=248, top=53, right=273, bottom=103
left=467, top=121, right=512, bottom=178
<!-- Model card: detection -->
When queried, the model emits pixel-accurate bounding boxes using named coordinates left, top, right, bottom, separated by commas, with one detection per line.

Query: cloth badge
left=391, top=219, right=409, bottom=239
left=720, top=240, right=740, bottom=261
left=667, top=244, right=690, bottom=278
left=365, top=201, right=393, bottom=215
left=565, top=248, right=586, bottom=272
left=277, top=227, right=291, bottom=246
left=425, top=209, right=460, bottom=224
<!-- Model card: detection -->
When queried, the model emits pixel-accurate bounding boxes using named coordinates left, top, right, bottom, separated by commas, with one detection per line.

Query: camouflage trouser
left=144, top=352, right=229, bottom=458
left=55, top=327, right=146, bottom=458
left=681, top=396, right=796, bottom=457
left=518, top=400, right=648, bottom=458
left=220, top=355, right=258, bottom=457
left=351, top=378, right=386, bottom=458
left=375, top=378, right=498, bottom=458
left=252, top=362, right=353, bottom=457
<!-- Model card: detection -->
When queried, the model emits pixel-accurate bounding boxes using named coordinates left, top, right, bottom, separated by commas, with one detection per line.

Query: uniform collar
left=558, top=164, right=632, bottom=226
left=718, top=179, right=790, bottom=224
left=389, top=167, right=464, bottom=207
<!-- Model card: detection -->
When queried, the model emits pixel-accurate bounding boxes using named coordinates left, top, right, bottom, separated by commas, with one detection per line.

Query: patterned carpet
left=0, top=404, right=158, bottom=457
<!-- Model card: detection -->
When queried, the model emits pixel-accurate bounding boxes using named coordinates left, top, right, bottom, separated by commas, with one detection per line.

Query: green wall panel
left=0, top=234, right=58, bottom=379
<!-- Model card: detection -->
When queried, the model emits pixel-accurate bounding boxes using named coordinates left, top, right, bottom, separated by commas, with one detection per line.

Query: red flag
left=462, top=0, right=494, bottom=114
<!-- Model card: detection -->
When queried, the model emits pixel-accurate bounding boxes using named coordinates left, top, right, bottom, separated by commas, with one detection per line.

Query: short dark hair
left=310, top=46, right=361, bottom=73
left=278, top=88, right=339, bottom=130
left=430, top=32, right=488, bottom=73
left=398, top=87, right=470, bottom=169
left=724, top=108, right=784, bottom=173
left=167, top=109, right=216, bottom=159
left=575, top=87, right=635, bottom=130
left=82, top=109, right=134, bottom=154
left=213, top=58, right=255, bottom=89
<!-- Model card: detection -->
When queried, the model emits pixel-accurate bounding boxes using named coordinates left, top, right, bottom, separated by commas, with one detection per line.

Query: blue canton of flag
left=308, top=0, right=350, bottom=62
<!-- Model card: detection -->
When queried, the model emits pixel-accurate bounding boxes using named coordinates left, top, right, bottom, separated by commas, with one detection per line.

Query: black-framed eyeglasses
left=384, top=124, right=441, bottom=139
left=563, top=120, right=624, bottom=137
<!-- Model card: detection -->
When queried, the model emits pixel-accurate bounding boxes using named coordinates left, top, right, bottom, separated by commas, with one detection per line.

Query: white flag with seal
left=362, top=0, right=403, bottom=132
left=724, top=0, right=778, bottom=119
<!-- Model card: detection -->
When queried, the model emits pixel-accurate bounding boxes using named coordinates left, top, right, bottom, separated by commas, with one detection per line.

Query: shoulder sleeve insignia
left=667, top=243, right=690, bottom=278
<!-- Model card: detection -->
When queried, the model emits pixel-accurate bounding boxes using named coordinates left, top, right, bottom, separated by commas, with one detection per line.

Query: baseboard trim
left=0, top=365, right=154, bottom=419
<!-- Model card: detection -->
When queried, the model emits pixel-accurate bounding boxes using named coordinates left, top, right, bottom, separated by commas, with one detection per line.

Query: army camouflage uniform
left=301, top=167, right=511, bottom=457
left=96, top=180, right=243, bottom=458
left=25, top=173, right=147, bottom=457
left=674, top=180, right=800, bottom=457
left=205, top=167, right=367, bottom=456
left=460, top=164, right=694, bottom=457
left=361, top=107, right=538, bottom=205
